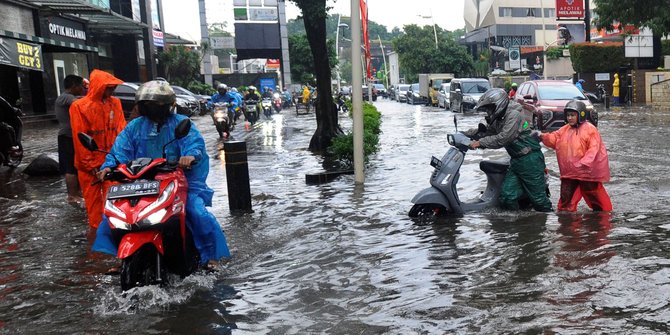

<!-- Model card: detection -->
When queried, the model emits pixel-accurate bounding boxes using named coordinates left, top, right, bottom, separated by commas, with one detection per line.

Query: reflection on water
left=1, top=102, right=670, bottom=333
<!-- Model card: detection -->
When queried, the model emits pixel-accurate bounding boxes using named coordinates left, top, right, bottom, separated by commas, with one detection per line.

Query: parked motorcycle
left=244, top=99, right=260, bottom=126
left=409, top=117, right=548, bottom=218
left=336, top=94, right=349, bottom=113
left=272, top=93, right=283, bottom=113
left=0, top=96, right=24, bottom=168
left=212, top=102, right=235, bottom=138
left=261, top=98, right=273, bottom=119
left=584, top=84, right=607, bottom=104
left=78, top=119, right=200, bottom=291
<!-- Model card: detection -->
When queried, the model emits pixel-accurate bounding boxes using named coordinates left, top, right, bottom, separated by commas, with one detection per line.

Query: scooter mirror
left=77, top=132, right=98, bottom=151
left=174, top=119, right=191, bottom=139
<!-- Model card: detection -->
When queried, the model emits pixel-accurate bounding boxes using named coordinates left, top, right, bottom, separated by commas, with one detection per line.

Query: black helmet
left=474, top=88, right=509, bottom=123
left=563, top=99, right=588, bottom=126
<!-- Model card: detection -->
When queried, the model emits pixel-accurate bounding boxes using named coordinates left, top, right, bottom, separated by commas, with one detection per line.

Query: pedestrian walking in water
left=534, top=99, right=612, bottom=212
left=55, top=74, right=85, bottom=205
left=70, top=70, right=126, bottom=228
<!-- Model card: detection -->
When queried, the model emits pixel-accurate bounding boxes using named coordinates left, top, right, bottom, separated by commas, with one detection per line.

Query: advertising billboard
left=556, top=0, right=584, bottom=19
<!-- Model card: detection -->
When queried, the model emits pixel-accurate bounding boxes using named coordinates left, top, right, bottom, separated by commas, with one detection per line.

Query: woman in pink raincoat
left=536, top=99, right=612, bottom=212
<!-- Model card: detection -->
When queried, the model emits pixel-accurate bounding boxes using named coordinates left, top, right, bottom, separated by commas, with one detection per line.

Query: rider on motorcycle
left=93, top=80, right=230, bottom=269
left=464, top=88, right=552, bottom=212
left=243, top=86, right=261, bottom=125
left=0, top=95, right=22, bottom=154
left=210, top=84, right=240, bottom=121
left=262, top=87, right=274, bottom=99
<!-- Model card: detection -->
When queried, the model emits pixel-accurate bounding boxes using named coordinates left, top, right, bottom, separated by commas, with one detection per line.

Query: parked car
left=373, top=83, right=387, bottom=98
left=407, top=83, right=426, bottom=105
left=362, top=85, right=378, bottom=101
left=172, top=85, right=209, bottom=114
left=113, top=82, right=196, bottom=119
left=395, top=84, right=410, bottom=102
left=514, top=80, right=597, bottom=131
left=437, top=83, right=450, bottom=109
left=449, top=78, right=491, bottom=113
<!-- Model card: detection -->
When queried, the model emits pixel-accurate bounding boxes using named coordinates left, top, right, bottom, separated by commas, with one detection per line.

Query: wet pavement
left=1, top=100, right=670, bottom=334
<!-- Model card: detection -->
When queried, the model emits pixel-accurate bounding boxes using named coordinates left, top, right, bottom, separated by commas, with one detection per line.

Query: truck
left=419, top=73, right=454, bottom=106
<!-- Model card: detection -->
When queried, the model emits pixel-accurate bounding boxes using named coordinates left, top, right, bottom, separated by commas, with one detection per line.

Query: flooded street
left=2, top=100, right=670, bottom=334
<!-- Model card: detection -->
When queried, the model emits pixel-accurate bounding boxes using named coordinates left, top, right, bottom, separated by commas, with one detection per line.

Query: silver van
left=449, top=78, right=491, bottom=113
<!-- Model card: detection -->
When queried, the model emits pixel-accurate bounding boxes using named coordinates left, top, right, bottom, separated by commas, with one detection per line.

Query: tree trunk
left=296, top=0, right=342, bottom=152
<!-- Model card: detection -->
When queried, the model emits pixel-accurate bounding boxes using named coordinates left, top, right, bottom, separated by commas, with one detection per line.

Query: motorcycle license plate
left=107, top=181, right=160, bottom=199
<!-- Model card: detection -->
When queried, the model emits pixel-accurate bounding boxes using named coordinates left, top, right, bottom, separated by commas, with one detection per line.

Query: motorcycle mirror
left=174, top=119, right=191, bottom=139
left=77, top=132, right=98, bottom=151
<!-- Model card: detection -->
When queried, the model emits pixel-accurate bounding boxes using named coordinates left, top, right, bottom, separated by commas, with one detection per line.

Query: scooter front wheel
left=408, top=204, right=446, bottom=219
left=120, top=244, right=166, bottom=291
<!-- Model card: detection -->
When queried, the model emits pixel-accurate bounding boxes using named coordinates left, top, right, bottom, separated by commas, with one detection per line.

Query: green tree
left=288, top=34, right=338, bottom=86
left=290, top=0, right=342, bottom=152
left=593, top=0, right=670, bottom=36
left=158, top=45, right=201, bottom=87
left=392, top=24, right=474, bottom=82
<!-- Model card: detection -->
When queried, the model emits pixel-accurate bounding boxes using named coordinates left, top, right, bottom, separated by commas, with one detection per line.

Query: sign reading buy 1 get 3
left=0, top=37, right=43, bottom=71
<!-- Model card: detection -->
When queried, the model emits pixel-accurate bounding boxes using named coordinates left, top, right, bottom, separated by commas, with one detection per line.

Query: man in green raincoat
left=464, top=88, right=552, bottom=212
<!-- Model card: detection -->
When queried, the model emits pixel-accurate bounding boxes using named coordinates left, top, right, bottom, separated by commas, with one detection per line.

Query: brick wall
left=650, top=79, right=670, bottom=109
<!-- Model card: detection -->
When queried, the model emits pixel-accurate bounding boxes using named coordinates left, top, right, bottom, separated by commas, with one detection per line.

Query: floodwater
left=1, top=100, right=670, bottom=334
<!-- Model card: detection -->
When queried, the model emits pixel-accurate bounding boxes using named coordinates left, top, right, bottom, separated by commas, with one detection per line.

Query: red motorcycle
left=78, top=119, right=199, bottom=290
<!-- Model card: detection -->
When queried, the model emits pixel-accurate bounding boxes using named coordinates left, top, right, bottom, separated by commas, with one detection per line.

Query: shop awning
left=0, top=29, right=97, bottom=52
left=164, top=32, right=196, bottom=45
left=21, top=0, right=149, bottom=34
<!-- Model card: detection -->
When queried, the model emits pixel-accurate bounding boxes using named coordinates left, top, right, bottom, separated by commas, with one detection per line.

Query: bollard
left=223, top=141, right=253, bottom=214
left=604, top=93, right=610, bottom=110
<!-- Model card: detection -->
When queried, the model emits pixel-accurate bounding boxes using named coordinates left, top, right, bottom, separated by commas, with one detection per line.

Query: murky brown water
left=1, top=101, right=670, bottom=334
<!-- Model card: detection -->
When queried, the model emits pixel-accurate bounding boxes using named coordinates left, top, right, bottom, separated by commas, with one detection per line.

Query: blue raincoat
left=209, top=92, right=239, bottom=109
left=92, top=114, right=230, bottom=264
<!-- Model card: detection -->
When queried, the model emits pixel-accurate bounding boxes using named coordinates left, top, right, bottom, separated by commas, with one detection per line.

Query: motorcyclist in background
left=243, top=86, right=261, bottom=126
left=464, top=88, right=552, bottom=212
left=93, top=80, right=230, bottom=269
left=230, top=87, right=244, bottom=122
left=575, top=79, right=585, bottom=93
left=261, top=87, right=274, bottom=99
left=0, top=95, right=23, bottom=154
left=210, top=84, right=240, bottom=122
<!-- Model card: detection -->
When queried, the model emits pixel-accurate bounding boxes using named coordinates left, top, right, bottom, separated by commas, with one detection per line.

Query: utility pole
left=351, top=0, right=364, bottom=184
left=378, top=35, right=389, bottom=89
left=584, top=0, right=591, bottom=42
left=198, top=0, right=212, bottom=85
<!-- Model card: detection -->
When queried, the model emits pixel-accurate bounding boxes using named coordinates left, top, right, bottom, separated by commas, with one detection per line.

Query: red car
left=514, top=80, right=598, bottom=131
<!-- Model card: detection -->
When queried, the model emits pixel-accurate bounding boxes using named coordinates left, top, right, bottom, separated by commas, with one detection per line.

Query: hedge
left=328, top=101, right=382, bottom=167
left=568, top=42, right=627, bottom=73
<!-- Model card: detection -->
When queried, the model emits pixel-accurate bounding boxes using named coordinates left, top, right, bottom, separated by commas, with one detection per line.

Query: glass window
left=545, top=8, right=555, bottom=18
left=500, top=7, right=512, bottom=17
left=537, top=85, right=588, bottom=100
left=398, top=85, right=410, bottom=92
left=462, top=81, right=491, bottom=94
left=114, top=85, right=136, bottom=95
left=527, top=85, right=536, bottom=97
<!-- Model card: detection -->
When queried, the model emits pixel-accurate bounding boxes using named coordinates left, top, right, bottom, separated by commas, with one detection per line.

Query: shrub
left=187, top=81, right=216, bottom=95
left=328, top=102, right=382, bottom=167
left=568, top=42, right=627, bottom=73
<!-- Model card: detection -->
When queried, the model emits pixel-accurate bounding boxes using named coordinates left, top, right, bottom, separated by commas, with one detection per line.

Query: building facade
left=462, top=0, right=590, bottom=72
left=0, top=0, right=178, bottom=118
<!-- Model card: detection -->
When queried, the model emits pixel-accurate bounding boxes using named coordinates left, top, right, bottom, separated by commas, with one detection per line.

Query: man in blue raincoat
left=93, top=80, right=230, bottom=269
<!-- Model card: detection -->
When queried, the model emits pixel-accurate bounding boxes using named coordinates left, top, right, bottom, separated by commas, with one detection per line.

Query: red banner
left=266, top=59, right=280, bottom=68
left=360, top=0, right=371, bottom=80
left=556, top=0, right=584, bottom=19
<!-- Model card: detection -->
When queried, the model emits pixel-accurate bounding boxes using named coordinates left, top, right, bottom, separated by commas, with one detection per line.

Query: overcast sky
left=162, top=0, right=466, bottom=43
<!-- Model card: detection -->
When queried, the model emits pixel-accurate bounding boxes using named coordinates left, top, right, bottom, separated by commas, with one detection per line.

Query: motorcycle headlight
left=273, top=93, right=280, bottom=99
left=138, top=181, right=175, bottom=223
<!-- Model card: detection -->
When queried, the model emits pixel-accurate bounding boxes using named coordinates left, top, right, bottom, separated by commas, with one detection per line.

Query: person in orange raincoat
left=70, top=70, right=126, bottom=228
left=535, top=99, right=612, bottom=212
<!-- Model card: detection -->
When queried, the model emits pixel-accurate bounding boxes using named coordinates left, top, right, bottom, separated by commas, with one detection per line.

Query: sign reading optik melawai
left=0, top=37, right=43, bottom=71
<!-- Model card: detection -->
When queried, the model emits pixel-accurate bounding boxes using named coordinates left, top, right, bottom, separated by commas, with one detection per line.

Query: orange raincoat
left=70, top=70, right=126, bottom=228
left=541, top=121, right=610, bottom=182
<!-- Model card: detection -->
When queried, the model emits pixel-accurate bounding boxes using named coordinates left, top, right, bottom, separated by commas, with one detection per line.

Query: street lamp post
left=335, top=14, right=349, bottom=93
left=418, top=14, right=438, bottom=49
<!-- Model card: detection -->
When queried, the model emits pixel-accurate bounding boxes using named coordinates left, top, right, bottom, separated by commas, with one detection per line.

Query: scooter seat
left=480, top=160, right=509, bottom=174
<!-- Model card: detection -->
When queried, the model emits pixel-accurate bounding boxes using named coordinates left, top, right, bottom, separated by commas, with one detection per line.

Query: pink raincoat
left=541, top=121, right=610, bottom=182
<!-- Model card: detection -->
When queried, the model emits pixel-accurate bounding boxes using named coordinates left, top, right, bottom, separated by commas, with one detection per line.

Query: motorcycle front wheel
left=408, top=204, right=446, bottom=219
left=120, top=244, right=167, bottom=291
